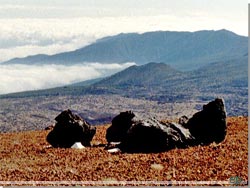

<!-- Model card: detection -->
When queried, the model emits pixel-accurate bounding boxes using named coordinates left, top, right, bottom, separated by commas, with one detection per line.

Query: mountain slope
left=189, top=56, right=248, bottom=88
left=92, top=56, right=247, bottom=89
left=2, top=29, right=247, bottom=70
left=1, top=57, right=246, bottom=116
left=94, top=62, right=184, bottom=87
left=91, top=57, right=246, bottom=114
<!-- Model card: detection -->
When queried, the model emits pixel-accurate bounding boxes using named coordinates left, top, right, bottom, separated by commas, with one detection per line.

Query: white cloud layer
left=0, top=62, right=135, bottom=95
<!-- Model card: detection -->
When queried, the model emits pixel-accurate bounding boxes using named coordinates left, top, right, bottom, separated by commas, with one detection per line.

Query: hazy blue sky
left=0, top=0, right=247, bottom=20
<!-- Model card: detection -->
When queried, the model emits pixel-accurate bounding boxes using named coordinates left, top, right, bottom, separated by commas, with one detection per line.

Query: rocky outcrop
left=46, top=109, right=96, bottom=148
left=106, top=111, right=135, bottom=143
left=106, top=111, right=194, bottom=153
left=106, top=98, right=227, bottom=153
left=183, top=98, right=227, bottom=145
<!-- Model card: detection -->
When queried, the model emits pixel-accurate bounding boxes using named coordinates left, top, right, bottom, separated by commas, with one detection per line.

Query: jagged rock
left=46, top=109, right=96, bottom=148
left=106, top=98, right=227, bottom=153
left=184, top=98, right=227, bottom=145
left=106, top=111, right=194, bottom=153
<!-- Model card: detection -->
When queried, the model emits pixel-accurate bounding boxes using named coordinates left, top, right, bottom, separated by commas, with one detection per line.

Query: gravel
left=0, top=117, right=248, bottom=186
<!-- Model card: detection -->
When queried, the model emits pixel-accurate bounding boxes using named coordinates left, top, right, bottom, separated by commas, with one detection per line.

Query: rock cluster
left=106, top=98, right=227, bottom=153
left=46, top=109, right=96, bottom=148
left=46, top=98, right=227, bottom=153
left=106, top=111, right=194, bottom=153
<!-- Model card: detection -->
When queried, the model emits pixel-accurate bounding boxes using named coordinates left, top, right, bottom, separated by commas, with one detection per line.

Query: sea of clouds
left=0, top=62, right=135, bottom=95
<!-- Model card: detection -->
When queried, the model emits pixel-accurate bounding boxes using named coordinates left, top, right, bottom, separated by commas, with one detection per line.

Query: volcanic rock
left=106, top=111, right=194, bottom=153
left=46, top=109, right=96, bottom=148
left=106, top=111, right=135, bottom=143
left=184, top=98, right=227, bottom=145
left=106, top=98, right=227, bottom=153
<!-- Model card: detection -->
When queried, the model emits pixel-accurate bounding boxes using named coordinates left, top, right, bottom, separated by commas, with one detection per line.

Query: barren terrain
left=0, top=116, right=248, bottom=186
left=0, top=95, right=199, bottom=132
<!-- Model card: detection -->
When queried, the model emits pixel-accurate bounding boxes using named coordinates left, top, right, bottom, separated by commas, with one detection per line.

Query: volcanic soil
left=0, top=117, right=248, bottom=186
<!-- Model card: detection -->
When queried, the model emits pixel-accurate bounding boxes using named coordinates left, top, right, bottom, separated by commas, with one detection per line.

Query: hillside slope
left=93, top=62, right=184, bottom=86
left=89, top=58, right=247, bottom=115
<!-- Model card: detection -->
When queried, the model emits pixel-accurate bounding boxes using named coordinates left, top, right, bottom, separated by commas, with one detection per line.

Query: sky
left=0, top=0, right=248, bottom=94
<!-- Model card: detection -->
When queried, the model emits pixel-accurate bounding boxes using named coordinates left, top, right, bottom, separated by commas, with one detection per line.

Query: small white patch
left=71, top=142, right=85, bottom=149
left=107, top=148, right=121, bottom=154
left=43, top=145, right=52, bottom=149
left=109, top=142, right=121, bottom=145
left=78, top=121, right=84, bottom=126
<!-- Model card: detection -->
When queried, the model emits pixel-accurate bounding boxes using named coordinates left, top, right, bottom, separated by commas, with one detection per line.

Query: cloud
left=0, top=62, right=135, bottom=95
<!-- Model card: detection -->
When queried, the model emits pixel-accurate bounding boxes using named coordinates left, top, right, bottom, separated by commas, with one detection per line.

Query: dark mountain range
left=2, top=29, right=247, bottom=70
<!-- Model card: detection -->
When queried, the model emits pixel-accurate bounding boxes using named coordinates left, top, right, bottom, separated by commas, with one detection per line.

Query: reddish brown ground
left=0, top=117, right=248, bottom=186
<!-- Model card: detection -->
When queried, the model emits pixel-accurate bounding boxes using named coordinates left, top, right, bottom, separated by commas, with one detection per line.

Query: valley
left=0, top=95, right=200, bottom=132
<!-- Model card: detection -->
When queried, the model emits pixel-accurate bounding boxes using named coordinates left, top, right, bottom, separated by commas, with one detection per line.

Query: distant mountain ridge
left=2, top=29, right=247, bottom=70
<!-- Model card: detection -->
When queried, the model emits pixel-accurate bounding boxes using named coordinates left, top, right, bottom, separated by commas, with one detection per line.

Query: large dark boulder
left=106, top=111, right=135, bottom=143
left=183, top=98, right=227, bottom=145
left=46, top=109, right=96, bottom=148
left=106, top=98, right=227, bottom=153
left=106, top=111, right=194, bottom=153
